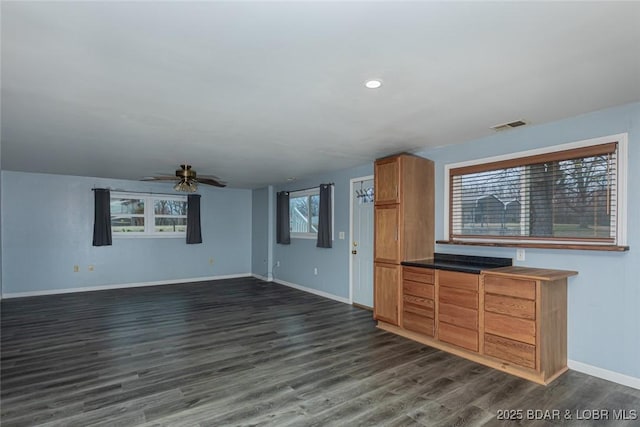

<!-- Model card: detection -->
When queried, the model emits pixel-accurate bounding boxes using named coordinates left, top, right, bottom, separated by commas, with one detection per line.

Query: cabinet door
left=374, top=263, right=400, bottom=325
left=375, top=205, right=400, bottom=263
left=375, top=157, right=400, bottom=204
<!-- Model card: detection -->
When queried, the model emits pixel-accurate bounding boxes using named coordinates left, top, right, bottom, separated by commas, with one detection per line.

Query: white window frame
left=111, top=192, right=188, bottom=239
left=443, top=133, right=628, bottom=247
left=289, top=187, right=335, bottom=240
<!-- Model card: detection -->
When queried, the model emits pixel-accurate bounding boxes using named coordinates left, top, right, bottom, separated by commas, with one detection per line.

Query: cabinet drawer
left=485, top=294, right=535, bottom=320
left=484, top=333, right=536, bottom=369
left=439, top=287, right=478, bottom=310
left=485, top=275, right=536, bottom=300
left=403, top=267, right=435, bottom=284
left=403, top=295, right=434, bottom=318
left=439, top=302, right=478, bottom=330
left=403, top=311, right=434, bottom=337
left=438, top=270, right=479, bottom=292
left=438, top=322, right=478, bottom=352
left=403, top=281, right=434, bottom=299
left=485, top=312, right=536, bottom=345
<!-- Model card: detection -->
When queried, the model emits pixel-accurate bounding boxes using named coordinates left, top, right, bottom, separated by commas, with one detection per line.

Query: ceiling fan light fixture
left=173, top=179, right=198, bottom=193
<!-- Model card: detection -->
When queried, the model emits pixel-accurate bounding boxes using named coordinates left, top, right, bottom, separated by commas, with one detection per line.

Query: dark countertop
left=401, top=253, right=512, bottom=274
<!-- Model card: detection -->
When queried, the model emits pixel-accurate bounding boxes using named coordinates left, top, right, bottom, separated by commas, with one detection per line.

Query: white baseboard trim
left=272, top=278, right=351, bottom=305
left=251, top=274, right=273, bottom=282
left=568, top=359, right=640, bottom=390
left=1, top=273, right=252, bottom=299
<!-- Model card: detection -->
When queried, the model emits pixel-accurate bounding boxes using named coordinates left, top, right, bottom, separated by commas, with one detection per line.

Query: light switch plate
left=516, top=248, right=526, bottom=261
left=339, top=231, right=345, bottom=239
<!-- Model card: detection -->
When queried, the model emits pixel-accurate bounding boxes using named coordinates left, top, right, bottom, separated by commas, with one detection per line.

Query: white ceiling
left=2, top=1, right=639, bottom=188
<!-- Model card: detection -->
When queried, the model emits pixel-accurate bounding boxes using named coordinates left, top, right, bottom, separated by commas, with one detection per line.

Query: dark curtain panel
left=276, top=191, right=291, bottom=245
left=317, top=184, right=332, bottom=248
left=187, top=194, right=202, bottom=244
left=92, top=188, right=112, bottom=246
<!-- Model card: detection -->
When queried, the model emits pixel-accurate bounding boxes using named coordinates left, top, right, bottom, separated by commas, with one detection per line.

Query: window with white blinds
left=447, top=136, right=627, bottom=247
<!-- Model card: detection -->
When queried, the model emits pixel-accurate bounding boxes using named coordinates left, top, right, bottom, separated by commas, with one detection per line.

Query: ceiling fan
left=142, top=164, right=226, bottom=192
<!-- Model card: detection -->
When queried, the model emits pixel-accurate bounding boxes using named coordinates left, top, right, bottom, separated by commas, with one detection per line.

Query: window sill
left=436, top=240, right=629, bottom=252
left=291, top=233, right=317, bottom=240
left=114, top=234, right=185, bottom=239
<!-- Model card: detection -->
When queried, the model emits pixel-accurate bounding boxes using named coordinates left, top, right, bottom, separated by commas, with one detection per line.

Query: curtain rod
left=281, top=182, right=334, bottom=194
left=92, top=188, right=196, bottom=197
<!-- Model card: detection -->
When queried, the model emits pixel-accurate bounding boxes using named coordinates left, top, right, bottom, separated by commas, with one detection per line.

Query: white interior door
left=351, top=178, right=374, bottom=308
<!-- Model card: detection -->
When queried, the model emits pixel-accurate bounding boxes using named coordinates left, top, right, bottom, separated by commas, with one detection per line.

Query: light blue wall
left=0, top=144, right=2, bottom=296
left=268, top=163, right=373, bottom=299
left=414, top=102, right=640, bottom=379
left=251, top=186, right=270, bottom=278
left=1, top=171, right=252, bottom=294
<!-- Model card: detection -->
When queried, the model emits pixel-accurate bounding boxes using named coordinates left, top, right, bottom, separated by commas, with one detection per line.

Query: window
left=110, top=192, right=187, bottom=238
left=445, top=134, right=628, bottom=249
left=289, top=189, right=320, bottom=238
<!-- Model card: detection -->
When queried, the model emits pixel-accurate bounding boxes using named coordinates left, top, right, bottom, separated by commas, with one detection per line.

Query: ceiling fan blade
left=197, top=173, right=223, bottom=180
left=197, top=177, right=227, bottom=188
left=140, top=166, right=226, bottom=187
left=140, top=176, right=177, bottom=181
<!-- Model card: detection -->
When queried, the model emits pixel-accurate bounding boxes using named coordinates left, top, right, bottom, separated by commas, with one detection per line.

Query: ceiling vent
left=491, top=120, right=527, bottom=132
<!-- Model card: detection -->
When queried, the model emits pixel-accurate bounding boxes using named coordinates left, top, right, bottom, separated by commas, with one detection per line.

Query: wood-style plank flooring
left=2, top=277, right=638, bottom=426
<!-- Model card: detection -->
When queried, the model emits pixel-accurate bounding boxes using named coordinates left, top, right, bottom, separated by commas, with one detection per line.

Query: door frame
left=349, top=174, right=375, bottom=305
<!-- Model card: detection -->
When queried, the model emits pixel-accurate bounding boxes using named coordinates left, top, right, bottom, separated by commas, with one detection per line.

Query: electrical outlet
left=88, top=265, right=94, bottom=272
left=73, top=265, right=79, bottom=273
left=516, top=248, right=526, bottom=261
left=339, top=231, right=345, bottom=240
left=314, top=267, right=318, bottom=275
left=209, top=257, right=214, bottom=265
left=276, top=261, right=280, bottom=267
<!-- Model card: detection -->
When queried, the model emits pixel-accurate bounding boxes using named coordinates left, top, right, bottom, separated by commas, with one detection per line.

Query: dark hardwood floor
left=1, top=277, right=638, bottom=426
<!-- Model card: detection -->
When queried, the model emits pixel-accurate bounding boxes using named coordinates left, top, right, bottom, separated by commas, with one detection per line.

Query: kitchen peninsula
left=373, top=153, right=578, bottom=384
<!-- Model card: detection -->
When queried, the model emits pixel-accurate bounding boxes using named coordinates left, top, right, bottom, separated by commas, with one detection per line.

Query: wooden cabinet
left=402, top=267, right=435, bottom=337
left=374, top=157, right=400, bottom=204
left=373, top=153, right=434, bottom=263
left=437, top=271, right=479, bottom=352
left=371, top=152, right=577, bottom=385
left=373, top=153, right=434, bottom=326
left=374, top=263, right=400, bottom=325
left=482, top=267, right=575, bottom=384
left=485, top=276, right=536, bottom=300
left=485, top=312, right=536, bottom=344
left=376, top=266, right=577, bottom=385
left=483, top=274, right=542, bottom=365
left=484, top=294, right=535, bottom=319
left=484, top=334, right=536, bottom=369
left=374, top=204, right=400, bottom=263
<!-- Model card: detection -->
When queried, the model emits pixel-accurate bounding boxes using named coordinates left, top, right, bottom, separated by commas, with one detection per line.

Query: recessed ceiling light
left=365, top=79, right=382, bottom=89
left=287, top=177, right=296, bottom=181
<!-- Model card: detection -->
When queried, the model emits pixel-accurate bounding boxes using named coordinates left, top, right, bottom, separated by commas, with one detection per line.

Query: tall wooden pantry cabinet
left=373, top=154, right=435, bottom=325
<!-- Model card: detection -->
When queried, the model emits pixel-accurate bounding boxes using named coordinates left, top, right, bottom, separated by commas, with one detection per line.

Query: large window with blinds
left=446, top=134, right=628, bottom=248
